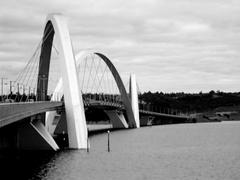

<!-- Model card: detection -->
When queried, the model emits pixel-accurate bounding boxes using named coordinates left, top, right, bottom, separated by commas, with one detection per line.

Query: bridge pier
left=140, top=116, right=154, bottom=126
left=17, top=118, right=59, bottom=150
left=0, top=116, right=59, bottom=151
left=104, top=110, right=129, bottom=129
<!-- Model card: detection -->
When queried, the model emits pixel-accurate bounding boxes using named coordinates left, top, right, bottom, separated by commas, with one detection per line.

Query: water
left=1, top=122, right=240, bottom=180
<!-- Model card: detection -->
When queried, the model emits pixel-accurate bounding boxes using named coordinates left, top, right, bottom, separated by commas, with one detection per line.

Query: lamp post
left=1, top=77, right=7, bottom=102
left=9, top=80, right=15, bottom=94
left=22, top=84, right=25, bottom=95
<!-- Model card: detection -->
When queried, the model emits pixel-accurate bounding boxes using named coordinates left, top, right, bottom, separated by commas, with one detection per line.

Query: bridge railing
left=1, top=92, right=189, bottom=117
left=82, top=93, right=123, bottom=107
left=0, top=92, right=63, bottom=104
left=138, top=103, right=189, bottom=117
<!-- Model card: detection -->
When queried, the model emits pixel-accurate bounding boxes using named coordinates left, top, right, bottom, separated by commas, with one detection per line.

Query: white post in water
left=87, top=136, right=90, bottom=153
left=107, top=130, right=110, bottom=152
left=87, top=128, right=90, bottom=153
left=129, top=74, right=140, bottom=128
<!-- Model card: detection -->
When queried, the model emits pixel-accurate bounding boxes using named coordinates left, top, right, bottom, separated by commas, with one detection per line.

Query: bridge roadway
left=0, top=100, right=189, bottom=129
left=85, top=99, right=189, bottom=119
left=139, top=109, right=189, bottom=119
left=0, top=101, right=64, bottom=128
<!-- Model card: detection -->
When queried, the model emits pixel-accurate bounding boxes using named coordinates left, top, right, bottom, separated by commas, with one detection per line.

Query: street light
left=9, top=80, right=15, bottom=94
left=1, top=77, right=7, bottom=102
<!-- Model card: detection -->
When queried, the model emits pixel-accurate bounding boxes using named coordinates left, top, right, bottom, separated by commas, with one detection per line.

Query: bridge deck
left=139, top=109, right=189, bottom=119
left=86, top=100, right=190, bottom=118
left=84, top=100, right=123, bottom=110
left=0, top=101, right=63, bottom=128
left=0, top=99, right=190, bottom=129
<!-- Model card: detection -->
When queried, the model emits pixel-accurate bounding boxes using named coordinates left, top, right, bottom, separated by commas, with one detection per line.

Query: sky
left=0, top=0, right=240, bottom=93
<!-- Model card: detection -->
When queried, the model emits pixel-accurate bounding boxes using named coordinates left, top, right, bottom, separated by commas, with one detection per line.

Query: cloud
left=0, top=0, right=240, bottom=92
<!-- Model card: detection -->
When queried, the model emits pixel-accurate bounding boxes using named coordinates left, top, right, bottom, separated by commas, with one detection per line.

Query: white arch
left=42, top=14, right=87, bottom=149
left=129, top=74, right=140, bottom=128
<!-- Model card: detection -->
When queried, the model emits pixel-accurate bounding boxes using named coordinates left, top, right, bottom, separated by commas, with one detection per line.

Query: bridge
left=0, top=14, right=191, bottom=151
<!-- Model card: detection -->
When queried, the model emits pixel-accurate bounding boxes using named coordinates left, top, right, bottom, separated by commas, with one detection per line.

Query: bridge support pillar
left=104, top=110, right=129, bottom=129
left=46, top=111, right=59, bottom=135
left=16, top=118, right=59, bottom=151
left=129, top=74, right=140, bottom=128
left=46, top=78, right=64, bottom=135
left=0, top=117, right=59, bottom=151
left=54, top=111, right=68, bottom=135
left=140, top=116, right=153, bottom=126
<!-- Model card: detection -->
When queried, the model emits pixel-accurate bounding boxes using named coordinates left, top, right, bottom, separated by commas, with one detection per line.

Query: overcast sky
left=0, top=0, right=240, bottom=93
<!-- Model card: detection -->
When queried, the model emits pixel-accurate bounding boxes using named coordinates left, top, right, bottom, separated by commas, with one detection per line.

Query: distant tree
left=139, top=90, right=240, bottom=113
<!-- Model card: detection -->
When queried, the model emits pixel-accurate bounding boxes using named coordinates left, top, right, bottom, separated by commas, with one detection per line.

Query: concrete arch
left=37, top=14, right=87, bottom=149
left=73, top=51, right=138, bottom=128
left=129, top=74, right=140, bottom=128
left=94, top=53, right=137, bottom=128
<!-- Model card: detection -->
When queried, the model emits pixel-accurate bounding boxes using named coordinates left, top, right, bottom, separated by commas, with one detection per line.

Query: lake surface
left=1, top=121, right=240, bottom=180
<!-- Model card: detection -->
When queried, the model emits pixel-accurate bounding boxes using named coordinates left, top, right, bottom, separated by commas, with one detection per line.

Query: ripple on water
left=2, top=122, right=240, bottom=180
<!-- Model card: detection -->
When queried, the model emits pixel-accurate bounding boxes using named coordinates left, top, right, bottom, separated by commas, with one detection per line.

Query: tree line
left=139, top=90, right=240, bottom=113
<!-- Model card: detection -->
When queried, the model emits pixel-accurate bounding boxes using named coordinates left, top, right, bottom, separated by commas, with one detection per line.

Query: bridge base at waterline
left=104, top=110, right=129, bottom=129
left=0, top=117, right=59, bottom=151
left=129, top=74, right=140, bottom=128
left=140, top=116, right=154, bottom=126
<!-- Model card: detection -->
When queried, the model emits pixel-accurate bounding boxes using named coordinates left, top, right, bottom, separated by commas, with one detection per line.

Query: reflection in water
left=1, top=122, right=240, bottom=180
left=0, top=150, right=55, bottom=180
